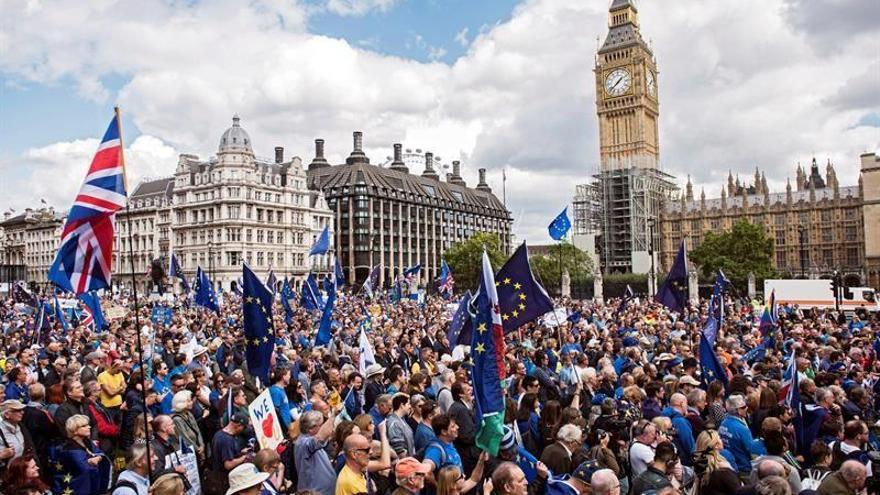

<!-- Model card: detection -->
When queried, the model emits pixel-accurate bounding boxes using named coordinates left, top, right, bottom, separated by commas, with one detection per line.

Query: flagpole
left=117, top=106, right=153, bottom=484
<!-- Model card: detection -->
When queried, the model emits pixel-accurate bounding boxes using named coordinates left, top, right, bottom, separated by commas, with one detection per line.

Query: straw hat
left=226, top=463, right=270, bottom=495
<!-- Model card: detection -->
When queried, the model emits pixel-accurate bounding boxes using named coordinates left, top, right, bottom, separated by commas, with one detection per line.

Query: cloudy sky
left=1, top=0, right=878, bottom=243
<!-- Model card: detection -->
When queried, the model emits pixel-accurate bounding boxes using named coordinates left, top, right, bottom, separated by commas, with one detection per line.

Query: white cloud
left=0, top=136, right=178, bottom=214
left=324, top=0, right=398, bottom=16
left=454, top=27, right=469, bottom=47
left=0, top=0, right=877, bottom=244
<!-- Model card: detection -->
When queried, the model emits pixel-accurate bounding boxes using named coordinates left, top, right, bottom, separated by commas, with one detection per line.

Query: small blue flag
left=448, top=291, right=474, bottom=346
left=242, top=263, right=275, bottom=383
left=655, top=241, right=688, bottom=313
left=494, top=242, right=554, bottom=334
left=699, top=324, right=728, bottom=389
left=301, top=273, right=324, bottom=311
left=547, top=207, right=571, bottom=241
left=53, top=295, right=70, bottom=332
left=266, top=269, right=278, bottom=294
left=315, top=286, right=337, bottom=347
left=168, top=252, right=190, bottom=293
left=12, top=282, right=38, bottom=307
left=309, top=225, right=331, bottom=256
left=335, top=258, right=346, bottom=287
left=439, top=260, right=454, bottom=299
left=323, top=276, right=335, bottom=296
left=362, top=265, right=380, bottom=297
left=193, top=266, right=220, bottom=313
left=617, top=285, right=635, bottom=316
left=281, top=278, right=296, bottom=325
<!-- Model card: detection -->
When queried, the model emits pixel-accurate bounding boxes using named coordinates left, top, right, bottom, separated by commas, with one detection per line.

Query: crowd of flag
left=12, top=111, right=829, bottom=463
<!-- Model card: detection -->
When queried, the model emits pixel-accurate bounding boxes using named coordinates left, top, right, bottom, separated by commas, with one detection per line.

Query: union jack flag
left=48, top=111, right=127, bottom=294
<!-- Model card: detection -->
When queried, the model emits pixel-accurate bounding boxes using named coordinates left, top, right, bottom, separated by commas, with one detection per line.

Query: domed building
left=112, top=115, right=334, bottom=294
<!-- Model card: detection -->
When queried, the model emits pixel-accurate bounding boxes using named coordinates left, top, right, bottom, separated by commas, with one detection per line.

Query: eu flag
left=280, top=278, right=296, bottom=325
left=193, top=266, right=220, bottom=313
left=242, top=263, right=275, bottom=383
left=655, top=241, right=688, bottom=313
left=301, top=273, right=324, bottom=311
left=472, top=251, right=506, bottom=455
left=266, top=269, right=278, bottom=294
left=315, top=287, right=337, bottom=347
left=448, top=291, right=474, bottom=346
left=335, top=258, right=346, bottom=287
left=362, top=265, right=380, bottom=297
left=168, top=252, right=190, bottom=293
left=547, top=207, right=571, bottom=241
left=495, top=242, right=554, bottom=334
left=53, top=295, right=70, bottom=332
left=12, top=282, right=38, bottom=307
left=699, top=325, right=728, bottom=389
left=309, top=225, right=331, bottom=256
left=617, top=284, right=635, bottom=316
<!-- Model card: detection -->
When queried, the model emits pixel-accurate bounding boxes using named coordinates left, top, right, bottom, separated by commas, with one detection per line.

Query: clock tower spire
left=595, top=0, right=659, bottom=172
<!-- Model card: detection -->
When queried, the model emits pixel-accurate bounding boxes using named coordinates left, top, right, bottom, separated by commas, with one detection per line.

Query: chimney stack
left=422, top=152, right=440, bottom=180
left=389, top=143, right=408, bottom=173
left=476, top=168, right=491, bottom=192
left=346, top=131, right=369, bottom=165
left=308, top=138, right=330, bottom=170
left=274, top=146, right=284, bottom=163
left=448, top=160, right=466, bottom=186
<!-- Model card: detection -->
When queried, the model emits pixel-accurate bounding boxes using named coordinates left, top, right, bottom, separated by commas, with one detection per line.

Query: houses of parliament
left=575, top=0, right=880, bottom=289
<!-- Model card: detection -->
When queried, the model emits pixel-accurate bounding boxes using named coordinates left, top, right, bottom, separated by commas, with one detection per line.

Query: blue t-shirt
left=414, top=423, right=436, bottom=456
left=211, top=430, right=244, bottom=472
left=424, top=439, right=462, bottom=473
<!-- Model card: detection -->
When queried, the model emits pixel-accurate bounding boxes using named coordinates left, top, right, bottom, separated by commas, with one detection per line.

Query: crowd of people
left=0, top=282, right=878, bottom=495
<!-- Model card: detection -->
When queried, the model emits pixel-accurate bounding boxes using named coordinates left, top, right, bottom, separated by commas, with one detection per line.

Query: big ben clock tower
left=590, top=0, right=676, bottom=276
left=595, top=0, right=659, bottom=172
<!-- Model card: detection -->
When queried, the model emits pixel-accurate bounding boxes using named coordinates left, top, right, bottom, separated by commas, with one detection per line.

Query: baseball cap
left=572, top=460, right=600, bottom=482
left=395, top=457, right=431, bottom=480
left=231, top=411, right=250, bottom=426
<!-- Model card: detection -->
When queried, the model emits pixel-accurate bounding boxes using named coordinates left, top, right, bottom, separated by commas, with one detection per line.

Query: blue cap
left=591, top=393, right=607, bottom=406
left=666, top=357, right=683, bottom=369
left=572, top=459, right=600, bottom=481
left=622, top=336, right=639, bottom=348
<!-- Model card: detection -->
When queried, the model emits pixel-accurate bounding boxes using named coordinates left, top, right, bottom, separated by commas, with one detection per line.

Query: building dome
left=219, top=114, right=253, bottom=154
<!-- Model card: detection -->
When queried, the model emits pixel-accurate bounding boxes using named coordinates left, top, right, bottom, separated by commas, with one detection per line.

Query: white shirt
left=629, top=441, right=655, bottom=477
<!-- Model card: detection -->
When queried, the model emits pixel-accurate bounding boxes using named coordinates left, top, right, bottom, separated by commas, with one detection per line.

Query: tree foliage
left=443, top=232, right=507, bottom=292
left=689, top=219, right=777, bottom=287
left=531, top=242, right=594, bottom=295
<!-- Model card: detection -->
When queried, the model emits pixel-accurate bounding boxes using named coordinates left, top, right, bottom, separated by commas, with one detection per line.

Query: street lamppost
left=798, top=226, right=807, bottom=278
left=648, top=217, right=657, bottom=298
left=207, top=240, right=215, bottom=288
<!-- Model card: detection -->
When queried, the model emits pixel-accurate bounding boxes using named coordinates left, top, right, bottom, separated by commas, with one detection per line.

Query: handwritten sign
left=248, top=389, right=284, bottom=450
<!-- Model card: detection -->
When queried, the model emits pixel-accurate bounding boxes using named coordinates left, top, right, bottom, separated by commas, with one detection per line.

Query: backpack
left=422, top=440, right=452, bottom=472
left=106, top=479, right=138, bottom=495
left=830, top=440, right=869, bottom=471
left=801, top=468, right=831, bottom=491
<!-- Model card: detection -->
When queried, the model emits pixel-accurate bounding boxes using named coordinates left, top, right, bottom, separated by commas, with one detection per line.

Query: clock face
left=605, top=68, right=631, bottom=97
left=647, top=71, right=656, bottom=97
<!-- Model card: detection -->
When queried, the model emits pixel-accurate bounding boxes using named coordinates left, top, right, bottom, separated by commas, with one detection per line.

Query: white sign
left=541, top=307, right=569, bottom=327
left=248, top=389, right=284, bottom=450
left=164, top=442, right=201, bottom=495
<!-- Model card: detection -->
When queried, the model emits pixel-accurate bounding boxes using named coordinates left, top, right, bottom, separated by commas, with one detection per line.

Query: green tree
left=689, top=219, right=777, bottom=287
left=443, top=232, right=507, bottom=292
left=531, top=242, right=594, bottom=295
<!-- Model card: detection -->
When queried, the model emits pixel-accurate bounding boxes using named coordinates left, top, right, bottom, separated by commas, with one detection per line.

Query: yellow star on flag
left=475, top=343, right=486, bottom=353
left=246, top=296, right=254, bottom=303
left=477, top=322, right=487, bottom=334
left=519, top=293, right=526, bottom=301
left=262, top=336, right=270, bottom=343
left=54, top=462, right=63, bottom=471
left=502, top=314, right=510, bottom=321
left=503, top=277, right=511, bottom=285
left=512, top=310, right=519, bottom=317
left=519, top=303, right=526, bottom=310
left=63, top=474, right=72, bottom=484
left=63, top=488, right=73, bottom=495
left=513, top=282, right=521, bottom=290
